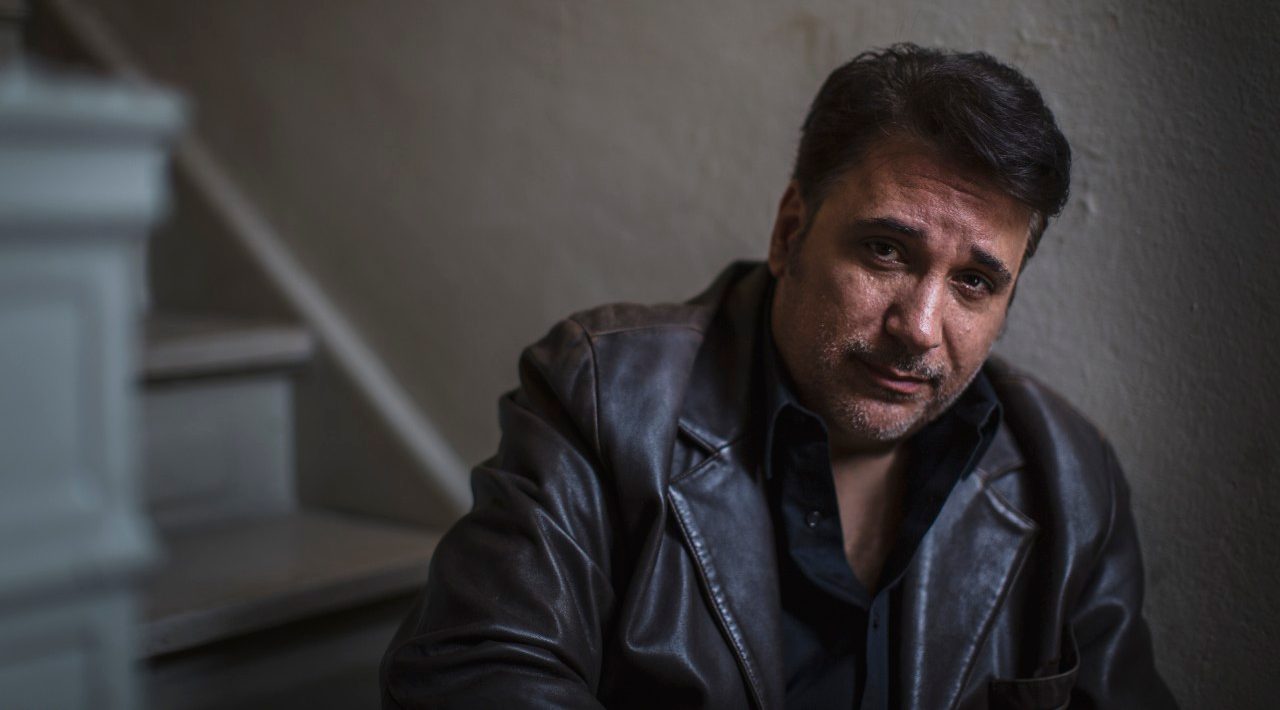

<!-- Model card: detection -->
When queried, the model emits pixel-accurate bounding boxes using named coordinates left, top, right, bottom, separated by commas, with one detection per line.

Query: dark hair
left=793, top=43, right=1072, bottom=258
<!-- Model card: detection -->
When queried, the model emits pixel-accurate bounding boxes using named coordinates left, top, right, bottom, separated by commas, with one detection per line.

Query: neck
left=828, top=438, right=911, bottom=592
left=829, top=442, right=907, bottom=483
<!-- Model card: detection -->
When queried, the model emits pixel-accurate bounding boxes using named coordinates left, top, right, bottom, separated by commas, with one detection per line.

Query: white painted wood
left=144, top=372, right=297, bottom=530
left=0, top=64, right=181, bottom=709
left=0, top=589, right=141, bottom=709
left=0, top=241, right=155, bottom=601
left=0, top=71, right=181, bottom=227
left=141, top=315, right=313, bottom=530
left=143, top=314, right=313, bottom=380
left=142, top=511, right=440, bottom=658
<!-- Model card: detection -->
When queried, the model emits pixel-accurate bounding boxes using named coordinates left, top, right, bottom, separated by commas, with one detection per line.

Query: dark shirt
left=761, top=296, right=1002, bottom=710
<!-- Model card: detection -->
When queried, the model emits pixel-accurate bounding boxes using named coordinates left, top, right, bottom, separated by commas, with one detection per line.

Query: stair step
left=142, top=510, right=441, bottom=658
left=143, top=368, right=296, bottom=529
left=143, top=314, right=314, bottom=381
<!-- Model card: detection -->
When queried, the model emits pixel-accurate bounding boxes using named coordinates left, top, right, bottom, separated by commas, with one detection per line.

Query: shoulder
left=567, top=300, right=712, bottom=338
left=524, top=262, right=762, bottom=399
left=984, top=356, right=1112, bottom=452
left=517, top=262, right=766, bottom=472
left=983, top=356, right=1124, bottom=538
left=515, top=267, right=747, bottom=452
left=522, top=299, right=713, bottom=396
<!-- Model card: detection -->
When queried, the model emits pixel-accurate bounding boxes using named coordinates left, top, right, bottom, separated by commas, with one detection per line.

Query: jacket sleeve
left=1068, top=441, right=1179, bottom=709
left=381, top=318, right=617, bottom=709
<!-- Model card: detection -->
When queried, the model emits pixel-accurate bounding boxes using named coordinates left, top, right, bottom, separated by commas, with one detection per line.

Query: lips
left=857, top=358, right=932, bottom=396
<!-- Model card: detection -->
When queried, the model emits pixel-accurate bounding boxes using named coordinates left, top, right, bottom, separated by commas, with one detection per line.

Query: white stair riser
left=0, top=589, right=140, bottom=708
left=144, top=373, right=295, bottom=529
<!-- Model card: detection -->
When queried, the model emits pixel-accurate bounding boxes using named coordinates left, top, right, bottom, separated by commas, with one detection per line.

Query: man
left=382, top=44, right=1177, bottom=709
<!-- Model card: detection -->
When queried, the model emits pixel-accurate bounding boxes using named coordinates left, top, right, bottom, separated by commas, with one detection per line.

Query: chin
left=830, top=399, right=930, bottom=447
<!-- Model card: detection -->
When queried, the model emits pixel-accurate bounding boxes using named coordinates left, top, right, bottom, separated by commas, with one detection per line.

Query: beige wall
left=82, top=1, right=1280, bottom=706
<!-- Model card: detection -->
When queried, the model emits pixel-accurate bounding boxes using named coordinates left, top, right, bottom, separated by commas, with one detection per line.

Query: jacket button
left=805, top=510, right=822, bottom=528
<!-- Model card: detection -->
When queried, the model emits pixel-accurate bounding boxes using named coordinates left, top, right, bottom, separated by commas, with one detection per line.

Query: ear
left=768, top=181, right=808, bottom=278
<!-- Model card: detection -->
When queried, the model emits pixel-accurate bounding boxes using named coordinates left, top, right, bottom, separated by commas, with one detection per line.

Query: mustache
left=846, top=340, right=946, bottom=384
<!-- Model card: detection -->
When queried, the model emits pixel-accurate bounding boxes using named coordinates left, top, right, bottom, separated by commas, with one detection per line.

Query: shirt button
left=871, top=613, right=880, bottom=629
left=805, top=510, right=822, bottom=528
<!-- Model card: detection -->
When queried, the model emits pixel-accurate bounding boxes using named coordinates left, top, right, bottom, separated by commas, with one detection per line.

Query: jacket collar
left=674, top=262, right=771, bottom=455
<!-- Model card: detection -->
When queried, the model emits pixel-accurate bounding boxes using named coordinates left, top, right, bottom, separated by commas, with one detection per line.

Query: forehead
left=821, top=137, right=1032, bottom=246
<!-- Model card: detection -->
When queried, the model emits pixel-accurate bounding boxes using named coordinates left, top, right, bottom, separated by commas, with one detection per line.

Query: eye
left=955, top=272, right=995, bottom=297
left=864, top=239, right=903, bottom=262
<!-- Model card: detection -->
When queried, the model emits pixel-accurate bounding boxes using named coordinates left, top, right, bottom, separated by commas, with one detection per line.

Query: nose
left=884, top=279, right=945, bottom=354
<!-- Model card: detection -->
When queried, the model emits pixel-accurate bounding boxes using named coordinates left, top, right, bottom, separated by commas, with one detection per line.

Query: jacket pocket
left=988, top=628, right=1080, bottom=710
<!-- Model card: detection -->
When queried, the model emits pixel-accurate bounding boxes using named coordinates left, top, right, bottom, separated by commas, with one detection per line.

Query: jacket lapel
left=669, top=452, right=783, bottom=710
left=898, top=423, right=1037, bottom=710
left=668, top=263, right=784, bottom=710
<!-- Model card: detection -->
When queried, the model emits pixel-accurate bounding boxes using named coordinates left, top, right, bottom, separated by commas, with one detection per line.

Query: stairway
left=138, top=314, right=441, bottom=708
left=17, top=5, right=459, bottom=705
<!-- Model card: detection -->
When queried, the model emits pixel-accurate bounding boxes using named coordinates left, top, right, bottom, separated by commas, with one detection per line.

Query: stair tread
left=142, top=510, right=441, bottom=658
left=143, top=313, right=314, bottom=380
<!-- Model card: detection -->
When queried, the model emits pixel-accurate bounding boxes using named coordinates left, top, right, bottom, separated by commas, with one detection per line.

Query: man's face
left=769, top=136, right=1033, bottom=455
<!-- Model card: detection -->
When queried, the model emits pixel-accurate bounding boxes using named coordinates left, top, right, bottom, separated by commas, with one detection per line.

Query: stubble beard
left=811, top=322, right=987, bottom=448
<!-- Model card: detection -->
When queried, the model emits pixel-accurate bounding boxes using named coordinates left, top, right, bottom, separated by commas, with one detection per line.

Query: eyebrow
left=854, top=217, right=1015, bottom=289
left=970, top=247, right=1014, bottom=289
left=856, top=217, right=926, bottom=240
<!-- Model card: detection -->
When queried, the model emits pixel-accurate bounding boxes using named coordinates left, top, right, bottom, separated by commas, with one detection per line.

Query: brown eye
left=956, top=272, right=994, bottom=295
left=866, top=240, right=900, bottom=260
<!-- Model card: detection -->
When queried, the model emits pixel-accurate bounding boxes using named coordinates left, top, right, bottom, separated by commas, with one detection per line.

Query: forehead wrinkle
left=893, top=175, right=1033, bottom=260
left=839, top=158, right=985, bottom=230
left=860, top=180, right=989, bottom=246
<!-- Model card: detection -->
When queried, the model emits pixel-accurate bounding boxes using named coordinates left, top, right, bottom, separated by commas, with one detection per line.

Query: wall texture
left=79, top=0, right=1279, bottom=706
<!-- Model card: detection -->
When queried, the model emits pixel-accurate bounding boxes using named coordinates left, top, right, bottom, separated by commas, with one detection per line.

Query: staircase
left=138, top=314, right=441, bottom=709
left=14, top=3, right=457, bottom=707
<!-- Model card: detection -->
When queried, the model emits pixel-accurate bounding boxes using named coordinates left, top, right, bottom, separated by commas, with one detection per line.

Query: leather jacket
left=382, top=262, right=1177, bottom=709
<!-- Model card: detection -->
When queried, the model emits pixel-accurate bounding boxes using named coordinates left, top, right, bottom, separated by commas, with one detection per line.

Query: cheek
left=829, top=271, right=897, bottom=335
left=945, top=313, right=1005, bottom=365
left=825, top=265, right=875, bottom=305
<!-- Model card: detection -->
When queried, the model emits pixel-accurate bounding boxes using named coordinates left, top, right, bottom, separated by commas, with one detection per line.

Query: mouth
left=857, top=358, right=934, bottom=396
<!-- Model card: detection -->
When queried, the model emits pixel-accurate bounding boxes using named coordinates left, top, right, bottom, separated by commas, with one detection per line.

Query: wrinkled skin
left=769, top=136, right=1034, bottom=457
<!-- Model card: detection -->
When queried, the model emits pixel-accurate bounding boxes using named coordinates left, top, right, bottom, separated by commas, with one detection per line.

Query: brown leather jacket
left=382, top=262, right=1177, bottom=709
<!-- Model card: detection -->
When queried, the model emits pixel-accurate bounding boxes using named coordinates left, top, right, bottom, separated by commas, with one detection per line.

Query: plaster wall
left=80, top=1, right=1280, bottom=706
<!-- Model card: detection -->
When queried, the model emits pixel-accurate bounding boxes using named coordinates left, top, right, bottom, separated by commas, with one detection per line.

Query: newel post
left=0, top=66, right=183, bottom=708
